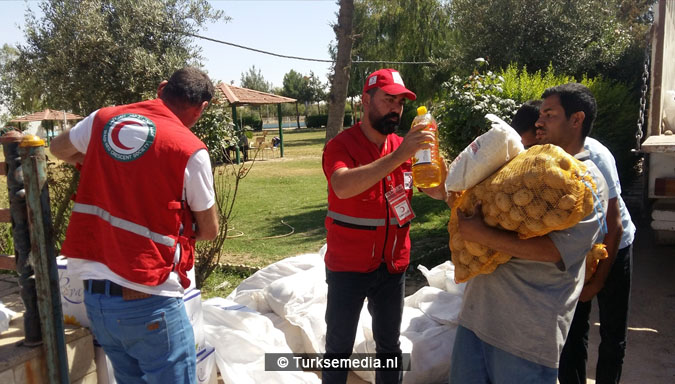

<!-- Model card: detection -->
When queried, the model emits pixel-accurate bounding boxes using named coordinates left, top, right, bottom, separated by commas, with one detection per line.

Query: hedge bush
left=306, top=114, right=353, bottom=128
left=240, top=115, right=262, bottom=131
left=434, top=64, right=639, bottom=184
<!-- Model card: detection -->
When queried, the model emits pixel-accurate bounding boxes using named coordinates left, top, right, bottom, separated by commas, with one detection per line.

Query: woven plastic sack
left=584, top=243, right=608, bottom=283
left=445, top=114, right=524, bottom=192
left=449, top=144, right=598, bottom=283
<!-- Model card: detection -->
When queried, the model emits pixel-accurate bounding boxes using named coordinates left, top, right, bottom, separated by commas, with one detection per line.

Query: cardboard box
left=184, top=288, right=206, bottom=354
left=196, top=343, right=217, bottom=384
left=57, top=256, right=90, bottom=328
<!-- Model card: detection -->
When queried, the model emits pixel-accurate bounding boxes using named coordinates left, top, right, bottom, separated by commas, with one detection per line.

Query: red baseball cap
left=363, top=69, right=416, bottom=101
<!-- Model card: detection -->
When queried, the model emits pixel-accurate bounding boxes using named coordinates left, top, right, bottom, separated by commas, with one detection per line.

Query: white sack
left=445, top=114, right=524, bottom=191
left=227, top=252, right=324, bottom=313
left=0, top=301, right=16, bottom=333
left=264, top=264, right=327, bottom=354
left=417, top=261, right=466, bottom=296
left=202, top=298, right=320, bottom=384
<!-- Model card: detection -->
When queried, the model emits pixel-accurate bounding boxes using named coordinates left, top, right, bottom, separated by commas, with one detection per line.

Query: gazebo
left=216, top=83, right=296, bottom=162
left=9, top=109, right=84, bottom=142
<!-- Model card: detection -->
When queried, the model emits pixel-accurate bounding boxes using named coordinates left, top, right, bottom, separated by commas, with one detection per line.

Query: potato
left=455, top=264, right=470, bottom=281
left=495, top=192, right=512, bottom=212
left=558, top=156, right=573, bottom=171
left=525, top=219, right=545, bottom=233
left=540, top=188, right=560, bottom=204
left=558, top=194, right=577, bottom=210
left=544, top=168, right=567, bottom=189
left=450, top=232, right=465, bottom=251
left=465, top=240, right=489, bottom=256
left=497, top=212, right=520, bottom=230
left=543, top=208, right=568, bottom=227
left=513, top=188, right=534, bottom=206
left=468, top=259, right=482, bottom=273
left=525, top=200, right=547, bottom=219
left=484, top=215, right=499, bottom=227
left=458, top=249, right=473, bottom=265
left=509, top=206, right=527, bottom=222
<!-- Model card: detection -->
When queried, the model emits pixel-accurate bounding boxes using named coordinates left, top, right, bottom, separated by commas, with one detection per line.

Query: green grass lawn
left=210, top=127, right=452, bottom=297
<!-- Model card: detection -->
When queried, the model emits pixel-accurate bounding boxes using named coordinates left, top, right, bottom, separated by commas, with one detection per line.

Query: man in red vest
left=50, top=67, right=218, bottom=383
left=321, top=69, right=448, bottom=383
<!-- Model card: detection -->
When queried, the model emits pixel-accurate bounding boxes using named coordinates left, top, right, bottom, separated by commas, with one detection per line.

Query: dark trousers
left=323, top=263, right=405, bottom=384
left=559, top=244, right=632, bottom=384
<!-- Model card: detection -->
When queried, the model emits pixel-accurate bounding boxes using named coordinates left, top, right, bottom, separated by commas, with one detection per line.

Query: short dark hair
left=511, top=99, right=542, bottom=135
left=161, top=67, right=214, bottom=107
left=541, top=83, right=597, bottom=138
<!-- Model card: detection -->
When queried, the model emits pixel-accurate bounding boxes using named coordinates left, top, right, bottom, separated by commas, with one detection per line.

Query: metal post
left=231, top=105, right=241, bottom=164
left=19, top=134, right=70, bottom=384
left=1, top=131, right=42, bottom=347
left=278, top=104, right=284, bottom=158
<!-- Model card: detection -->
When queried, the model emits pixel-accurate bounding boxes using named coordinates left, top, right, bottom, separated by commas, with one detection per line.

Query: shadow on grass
left=282, top=136, right=326, bottom=148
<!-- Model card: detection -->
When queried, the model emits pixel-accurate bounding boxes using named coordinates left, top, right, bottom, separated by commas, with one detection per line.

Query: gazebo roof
left=216, top=83, right=296, bottom=106
left=10, top=109, right=83, bottom=123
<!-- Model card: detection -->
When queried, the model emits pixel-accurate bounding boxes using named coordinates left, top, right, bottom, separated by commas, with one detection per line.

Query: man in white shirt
left=50, top=67, right=218, bottom=383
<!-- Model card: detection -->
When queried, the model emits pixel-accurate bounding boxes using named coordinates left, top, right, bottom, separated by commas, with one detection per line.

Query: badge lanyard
left=382, top=140, right=415, bottom=226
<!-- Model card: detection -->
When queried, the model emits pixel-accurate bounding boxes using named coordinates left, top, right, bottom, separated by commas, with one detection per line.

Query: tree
left=0, top=44, right=44, bottom=117
left=9, top=0, right=225, bottom=115
left=346, top=0, right=456, bottom=102
left=281, top=69, right=312, bottom=128
left=240, top=65, right=271, bottom=93
left=326, top=0, right=354, bottom=141
left=449, top=0, right=645, bottom=79
left=307, top=71, right=327, bottom=114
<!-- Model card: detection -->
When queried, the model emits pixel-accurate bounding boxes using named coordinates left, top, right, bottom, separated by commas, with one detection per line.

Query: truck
left=642, top=0, right=675, bottom=244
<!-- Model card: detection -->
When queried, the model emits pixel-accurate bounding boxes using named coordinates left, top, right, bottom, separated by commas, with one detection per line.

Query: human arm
left=185, top=149, right=219, bottom=241
left=457, top=202, right=561, bottom=262
left=49, top=111, right=97, bottom=165
left=578, top=197, right=623, bottom=302
left=50, top=131, right=85, bottom=165
left=330, top=125, right=434, bottom=199
left=193, top=205, right=219, bottom=241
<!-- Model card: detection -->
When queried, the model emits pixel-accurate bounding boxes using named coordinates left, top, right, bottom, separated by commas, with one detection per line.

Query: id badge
left=385, top=185, right=415, bottom=226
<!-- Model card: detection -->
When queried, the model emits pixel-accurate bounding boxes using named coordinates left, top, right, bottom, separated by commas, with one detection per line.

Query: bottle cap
left=417, top=106, right=427, bottom=116
left=19, top=134, right=45, bottom=147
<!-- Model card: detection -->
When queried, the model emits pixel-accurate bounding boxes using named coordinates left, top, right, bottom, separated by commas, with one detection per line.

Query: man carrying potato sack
left=449, top=83, right=609, bottom=383
left=322, top=69, right=448, bottom=384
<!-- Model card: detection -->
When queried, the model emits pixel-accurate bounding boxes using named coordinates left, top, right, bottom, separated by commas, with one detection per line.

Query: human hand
left=457, top=202, right=486, bottom=242
left=578, top=280, right=602, bottom=303
left=394, top=124, right=435, bottom=160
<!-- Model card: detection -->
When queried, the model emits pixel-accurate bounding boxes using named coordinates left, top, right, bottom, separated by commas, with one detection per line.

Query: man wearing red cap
left=321, top=69, right=447, bottom=383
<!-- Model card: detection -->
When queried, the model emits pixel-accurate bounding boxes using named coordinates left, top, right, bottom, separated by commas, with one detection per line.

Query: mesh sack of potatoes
left=584, top=243, right=608, bottom=283
left=449, top=144, right=599, bottom=283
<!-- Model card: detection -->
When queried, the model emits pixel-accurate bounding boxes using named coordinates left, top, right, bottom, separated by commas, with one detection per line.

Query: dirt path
left=585, top=216, right=675, bottom=383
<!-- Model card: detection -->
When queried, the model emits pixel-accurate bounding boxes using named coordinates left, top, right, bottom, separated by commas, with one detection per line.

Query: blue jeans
left=449, top=325, right=558, bottom=384
left=559, top=244, right=632, bottom=384
left=84, top=284, right=196, bottom=384
left=323, top=263, right=405, bottom=384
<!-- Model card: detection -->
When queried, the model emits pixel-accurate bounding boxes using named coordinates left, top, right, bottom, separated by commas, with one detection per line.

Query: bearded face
left=370, top=110, right=401, bottom=135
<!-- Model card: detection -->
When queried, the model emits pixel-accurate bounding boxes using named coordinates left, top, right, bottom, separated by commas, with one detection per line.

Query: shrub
left=305, top=114, right=327, bottom=128
left=241, top=115, right=262, bottom=131
left=306, top=114, right=353, bottom=128
left=435, top=64, right=639, bottom=184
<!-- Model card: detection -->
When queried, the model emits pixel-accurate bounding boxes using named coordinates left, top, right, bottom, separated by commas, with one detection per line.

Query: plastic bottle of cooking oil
left=411, top=106, right=442, bottom=188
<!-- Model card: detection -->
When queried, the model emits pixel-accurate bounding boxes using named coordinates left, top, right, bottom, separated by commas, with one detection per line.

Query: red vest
left=323, top=124, right=413, bottom=274
left=61, top=99, right=206, bottom=288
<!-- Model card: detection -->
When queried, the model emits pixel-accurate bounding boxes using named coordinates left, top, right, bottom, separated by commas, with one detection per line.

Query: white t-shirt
left=66, top=110, right=215, bottom=297
left=584, top=137, right=635, bottom=248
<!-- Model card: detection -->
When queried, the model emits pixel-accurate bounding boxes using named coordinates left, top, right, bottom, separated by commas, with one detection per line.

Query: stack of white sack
left=202, top=245, right=466, bottom=384
left=0, top=300, right=16, bottom=333
left=445, top=113, right=524, bottom=192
